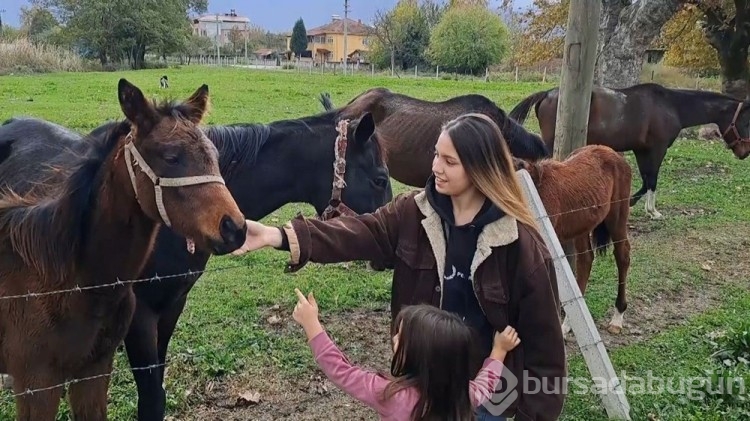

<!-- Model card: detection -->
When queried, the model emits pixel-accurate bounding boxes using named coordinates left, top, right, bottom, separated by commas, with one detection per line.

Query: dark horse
left=0, top=107, right=391, bottom=420
left=509, top=83, right=750, bottom=219
left=513, top=145, right=632, bottom=335
left=320, top=87, right=551, bottom=187
left=0, top=79, right=247, bottom=420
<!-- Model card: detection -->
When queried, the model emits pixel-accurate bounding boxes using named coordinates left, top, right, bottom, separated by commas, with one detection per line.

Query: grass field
left=0, top=66, right=749, bottom=420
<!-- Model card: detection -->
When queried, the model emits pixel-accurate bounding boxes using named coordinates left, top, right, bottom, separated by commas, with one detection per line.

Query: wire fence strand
left=0, top=194, right=657, bottom=398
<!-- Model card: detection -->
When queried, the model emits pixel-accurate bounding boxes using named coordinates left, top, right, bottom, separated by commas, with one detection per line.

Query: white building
left=192, top=9, right=250, bottom=46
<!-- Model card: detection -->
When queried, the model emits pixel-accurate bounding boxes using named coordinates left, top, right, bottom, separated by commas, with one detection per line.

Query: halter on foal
left=318, top=119, right=357, bottom=220
left=723, top=102, right=750, bottom=151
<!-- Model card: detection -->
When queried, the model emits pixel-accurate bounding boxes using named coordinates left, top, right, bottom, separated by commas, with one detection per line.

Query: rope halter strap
left=123, top=132, right=226, bottom=227
left=722, top=102, right=750, bottom=150
left=319, top=119, right=357, bottom=221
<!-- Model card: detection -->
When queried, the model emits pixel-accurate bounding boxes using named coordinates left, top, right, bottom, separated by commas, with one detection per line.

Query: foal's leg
left=561, top=236, right=594, bottom=337
left=13, top=369, right=64, bottom=421
left=124, top=302, right=164, bottom=421
left=67, top=357, right=114, bottom=420
left=605, top=216, right=631, bottom=335
left=156, top=294, right=189, bottom=388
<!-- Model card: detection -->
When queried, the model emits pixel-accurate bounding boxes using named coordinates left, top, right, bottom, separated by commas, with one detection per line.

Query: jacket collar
left=414, top=190, right=518, bottom=306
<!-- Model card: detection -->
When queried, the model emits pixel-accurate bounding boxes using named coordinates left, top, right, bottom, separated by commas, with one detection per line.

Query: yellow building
left=286, top=15, right=372, bottom=64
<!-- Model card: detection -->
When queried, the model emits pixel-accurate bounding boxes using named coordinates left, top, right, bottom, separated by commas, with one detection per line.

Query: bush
left=0, top=38, right=90, bottom=75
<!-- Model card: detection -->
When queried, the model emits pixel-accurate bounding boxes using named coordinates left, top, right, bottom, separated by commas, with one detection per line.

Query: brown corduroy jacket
left=279, top=189, right=567, bottom=421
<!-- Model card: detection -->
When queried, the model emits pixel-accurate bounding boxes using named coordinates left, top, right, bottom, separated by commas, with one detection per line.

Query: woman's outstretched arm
left=234, top=192, right=414, bottom=272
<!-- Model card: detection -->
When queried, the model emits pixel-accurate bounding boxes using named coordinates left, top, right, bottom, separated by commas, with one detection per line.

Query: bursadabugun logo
left=481, top=365, right=519, bottom=416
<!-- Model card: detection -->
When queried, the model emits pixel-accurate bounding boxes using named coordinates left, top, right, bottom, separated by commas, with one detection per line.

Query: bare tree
left=372, top=8, right=398, bottom=76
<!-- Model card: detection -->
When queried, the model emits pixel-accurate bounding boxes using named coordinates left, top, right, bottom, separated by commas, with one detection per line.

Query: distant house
left=645, top=48, right=666, bottom=64
left=286, top=15, right=373, bottom=64
left=192, top=9, right=250, bottom=47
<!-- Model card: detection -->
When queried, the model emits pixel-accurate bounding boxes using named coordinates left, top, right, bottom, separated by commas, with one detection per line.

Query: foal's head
left=116, top=78, right=246, bottom=255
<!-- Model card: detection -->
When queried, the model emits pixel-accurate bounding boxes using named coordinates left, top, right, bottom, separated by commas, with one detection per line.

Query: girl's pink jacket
left=308, top=330, right=506, bottom=420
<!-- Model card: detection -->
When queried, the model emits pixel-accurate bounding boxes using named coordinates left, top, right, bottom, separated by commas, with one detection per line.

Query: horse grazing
left=509, top=83, right=750, bottom=219
left=513, top=145, right=632, bottom=335
left=0, top=79, right=246, bottom=420
left=321, top=87, right=551, bottom=187
left=0, top=109, right=391, bottom=420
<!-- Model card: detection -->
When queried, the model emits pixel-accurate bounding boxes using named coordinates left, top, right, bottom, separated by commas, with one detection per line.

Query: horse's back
left=0, top=117, right=87, bottom=193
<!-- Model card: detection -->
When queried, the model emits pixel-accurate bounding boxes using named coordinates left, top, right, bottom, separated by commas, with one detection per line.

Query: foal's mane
left=0, top=99, right=194, bottom=282
left=206, top=109, right=385, bottom=180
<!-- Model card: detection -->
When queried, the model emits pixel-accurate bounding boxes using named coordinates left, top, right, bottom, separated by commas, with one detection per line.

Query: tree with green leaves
left=426, top=5, right=509, bottom=74
left=290, top=18, right=307, bottom=59
left=30, top=0, right=207, bottom=69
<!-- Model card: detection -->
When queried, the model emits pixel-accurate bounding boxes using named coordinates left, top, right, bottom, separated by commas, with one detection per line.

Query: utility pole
left=553, top=0, right=600, bottom=160
left=552, top=2, right=632, bottom=419
left=343, top=0, right=349, bottom=75
left=215, top=13, right=220, bottom=65
left=0, top=9, right=5, bottom=32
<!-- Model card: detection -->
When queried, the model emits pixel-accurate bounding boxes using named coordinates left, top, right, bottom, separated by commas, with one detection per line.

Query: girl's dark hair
left=381, top=304, right=481, bottom=421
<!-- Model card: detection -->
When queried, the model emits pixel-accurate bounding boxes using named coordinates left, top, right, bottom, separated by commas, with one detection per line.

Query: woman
left=233, top=113, right=567, bottom=421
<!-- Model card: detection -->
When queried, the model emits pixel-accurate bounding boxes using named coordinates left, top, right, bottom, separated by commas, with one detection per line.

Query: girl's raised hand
left=496, top=326, right=521, bottom=351
left=490, top=326, right=521, bottom=362
left=293, top=288, right=324, bottom=341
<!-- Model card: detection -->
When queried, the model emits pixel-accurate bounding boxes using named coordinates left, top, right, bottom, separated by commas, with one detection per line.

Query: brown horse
left=509, top=83, right=750, bottom=219
left=513, top=145, right=632, bottom=335
left=320, top=87, right=551, bottom=187
left=0, top=79, right=246, bottom=420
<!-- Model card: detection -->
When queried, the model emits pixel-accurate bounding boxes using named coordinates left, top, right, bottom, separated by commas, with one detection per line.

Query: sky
left=0, top=0, right=534, bottom=32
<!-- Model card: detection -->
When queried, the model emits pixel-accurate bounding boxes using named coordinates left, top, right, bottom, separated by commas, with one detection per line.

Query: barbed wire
left=0, top=193, right=683, bottom=302
left=0, top=191, right=724, bottom=403
left=4, top=330, right=261, bottom=399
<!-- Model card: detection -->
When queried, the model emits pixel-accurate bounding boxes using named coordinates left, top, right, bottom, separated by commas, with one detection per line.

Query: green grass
left=0, top=66, right=748, bottom=420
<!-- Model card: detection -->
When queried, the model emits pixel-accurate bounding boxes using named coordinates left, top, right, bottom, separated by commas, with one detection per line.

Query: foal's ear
left=352, top=112, right=375, bottom=145
left=183, top=84, right=210, bottom=124
left=118, top=78, right=158, bottom=133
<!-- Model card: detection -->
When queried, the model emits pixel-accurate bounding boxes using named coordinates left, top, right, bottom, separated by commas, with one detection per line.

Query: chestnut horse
left=509, top=83, right=750, bottom=219
left=514, top=145, right=632, bottom=335
left=0, top=79, right=246, bottom=420
left=320, top=87, right=551, bottom=187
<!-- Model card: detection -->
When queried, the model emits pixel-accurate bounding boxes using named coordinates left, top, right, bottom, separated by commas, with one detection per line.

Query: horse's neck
left=230, top=127, right=334, bottom=219
left=80, top=161, right=158, bottom=287
left=671, top=90, right=739, bottom=129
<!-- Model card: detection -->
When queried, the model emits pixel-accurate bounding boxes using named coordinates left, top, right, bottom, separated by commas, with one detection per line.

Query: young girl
left=292, top=288, right=520, bottom=421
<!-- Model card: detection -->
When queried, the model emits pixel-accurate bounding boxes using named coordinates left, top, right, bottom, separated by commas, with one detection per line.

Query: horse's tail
left=319, top=92, right=335, bottom=112
left=509, top=90, right=551, bottom=125
left=592, top=222, right=611, bottom=257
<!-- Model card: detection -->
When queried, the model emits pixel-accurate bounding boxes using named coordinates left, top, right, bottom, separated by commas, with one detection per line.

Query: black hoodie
left=425, top=176, right=505, bottom=357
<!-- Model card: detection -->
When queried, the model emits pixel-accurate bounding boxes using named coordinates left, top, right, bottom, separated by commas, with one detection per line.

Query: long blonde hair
left=441, top=112, right=539, bottom=231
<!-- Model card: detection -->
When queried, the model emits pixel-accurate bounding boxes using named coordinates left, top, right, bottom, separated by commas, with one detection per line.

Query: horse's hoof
left=648, top=210, right=663, bottom=220
left=606, top=324, right=622, bottom=334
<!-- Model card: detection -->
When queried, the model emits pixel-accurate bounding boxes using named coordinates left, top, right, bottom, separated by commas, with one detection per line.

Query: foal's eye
left=162, top=154, right=179, bottom=165
left=373, top=177, right=388, bottom=189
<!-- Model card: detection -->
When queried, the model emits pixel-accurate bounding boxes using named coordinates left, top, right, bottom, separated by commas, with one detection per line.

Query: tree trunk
left=595, top=0, right=684, bottom=88
left=717, top=42, right=749, bottom=99
left=701, top=2, right=750, bottom=99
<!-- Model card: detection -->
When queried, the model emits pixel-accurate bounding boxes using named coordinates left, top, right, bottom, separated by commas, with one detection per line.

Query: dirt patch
left=564, top=222, right=750, bottom=356
left=175, top=224, right=750, bottom=420
left=180, top=308, right=392, bottom=421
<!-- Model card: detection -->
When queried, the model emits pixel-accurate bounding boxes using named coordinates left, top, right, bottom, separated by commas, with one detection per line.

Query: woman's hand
left=231, top=220, right=282, bottom=255
left=490, top=325, right=521, bottom=362
left=293, top=288, right=324, bottom=341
